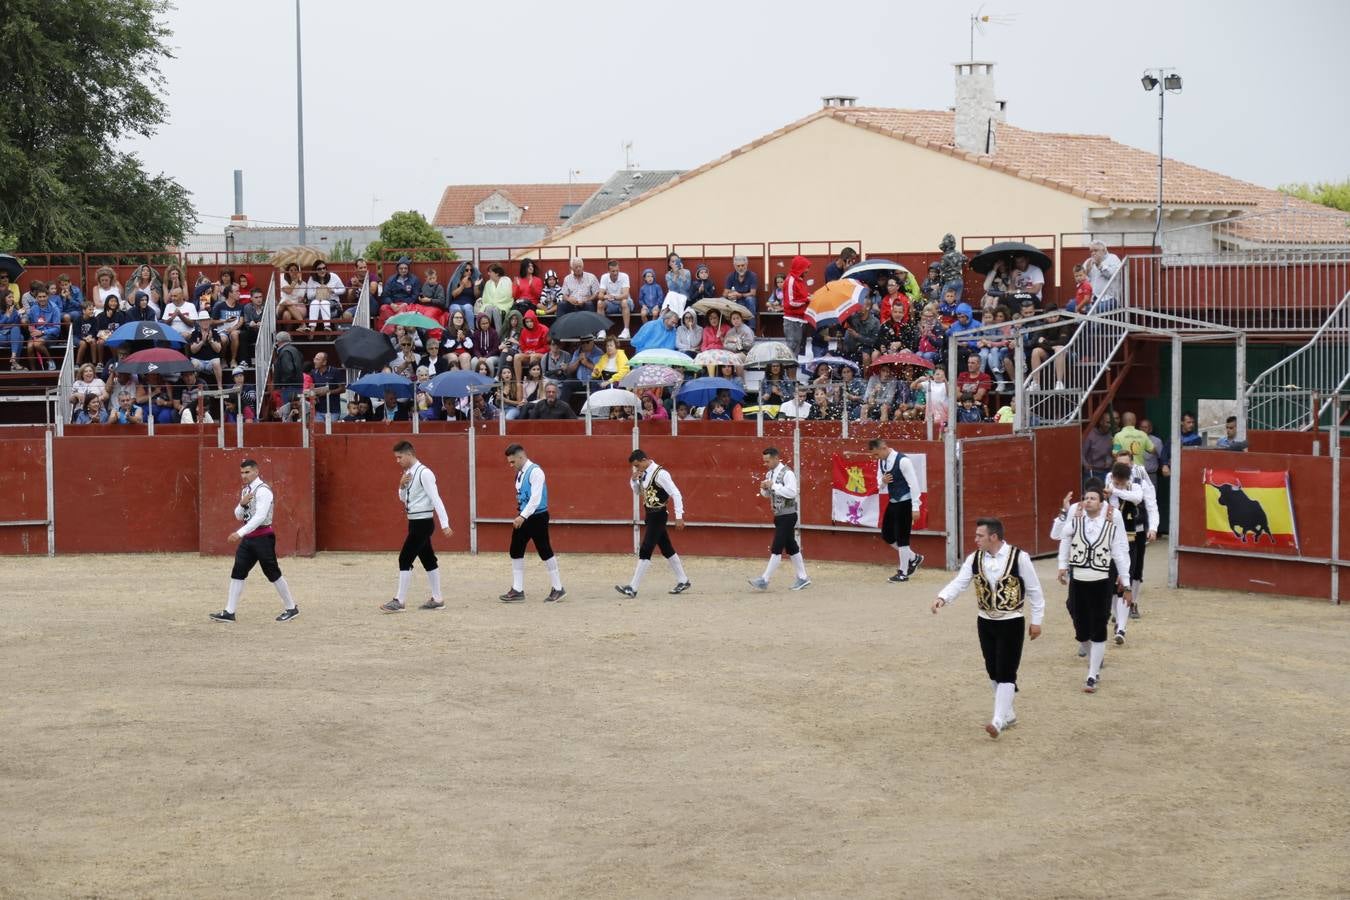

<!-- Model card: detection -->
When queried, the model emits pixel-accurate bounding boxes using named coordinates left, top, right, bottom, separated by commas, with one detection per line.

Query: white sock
left=1089, top=642, right=1106, bottom=679
left=395, top=570, right=412, bottom=603
left=667, top=553, right=688, bottom=583
left=1113, top=596, right=1130, bottom=633
left=630, top=558, right=652, bottom=589
left=544, top=557, right=562, bottom=590
left=994, top=682, right=1016, bottom=724
left=427, top=567, right=442, bottom=601
left=1079, top=640, right=1089, bottom=656
left=226, top=578, right=245, bottom=614
left=897, top=545, right=912, bottom=571
left=762, top=554, right=782, bottom=582
left=1131, top=579, right=1143, bottom=606
left=791, top=552, right=808, bottom=580
left=511, top=558, right=525, bottom=591
left=272, top=576, right=296, bottom=610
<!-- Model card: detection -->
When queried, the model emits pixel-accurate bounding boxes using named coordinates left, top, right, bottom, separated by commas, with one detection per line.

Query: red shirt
left=513, top=276, right=543, bottom=304
left=956, top=370, right=993, bottom=398
left=519, top=319, right=549, bottom=353
left=1072, top=279, right=1092, bottom=312
left=878, top=292, right=910, bottom=325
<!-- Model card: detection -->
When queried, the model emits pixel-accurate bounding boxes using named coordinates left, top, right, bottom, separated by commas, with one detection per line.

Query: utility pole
left=295, top=0, right=307, bottom=244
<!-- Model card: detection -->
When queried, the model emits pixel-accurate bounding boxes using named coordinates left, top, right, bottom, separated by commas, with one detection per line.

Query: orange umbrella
left=806, top=278, right=867, bottom=327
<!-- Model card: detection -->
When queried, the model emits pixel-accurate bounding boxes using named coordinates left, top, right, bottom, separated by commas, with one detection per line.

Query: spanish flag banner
left=1202, top=468, right=1299, bottom=551
left=832, top=453, right=929, bottom=529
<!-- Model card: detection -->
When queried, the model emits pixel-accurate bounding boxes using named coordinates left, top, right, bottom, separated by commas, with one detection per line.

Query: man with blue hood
left=946, top=302, right=981, bottom=369
left=630, top=307, right=680, bottom=353
left=384, top=257, right=422, bottom=306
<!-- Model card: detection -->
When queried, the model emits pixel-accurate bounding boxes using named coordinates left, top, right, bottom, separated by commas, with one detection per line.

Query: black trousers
left=231, top=533, right=281, bottom=582
left=509, top=511, right=554, bottom=561
left=639, top=508, right=676, bottom=560
left=977, top=616, right=1026, bottom=685
left=399, top=517, right=438, bottom=572
left=1129, top=532, right=1146, bottom=583
left=880, top=499, right=912, bottom=546
left=1069, top=577, right=1114, bottom=643
left=770, top=512, right=800, bottom=555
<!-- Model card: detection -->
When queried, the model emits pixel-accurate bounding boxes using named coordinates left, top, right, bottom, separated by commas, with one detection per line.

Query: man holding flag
left=870, top=439, right=923, bottom=582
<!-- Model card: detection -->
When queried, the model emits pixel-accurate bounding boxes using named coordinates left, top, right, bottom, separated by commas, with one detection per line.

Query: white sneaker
left=747, top=577, right=769, bottom=590
left=1054, top=380, right=1066, bottom=390
left=619, top=328, right=630, bottom=340
left=790, top=577, right=811, bottom=591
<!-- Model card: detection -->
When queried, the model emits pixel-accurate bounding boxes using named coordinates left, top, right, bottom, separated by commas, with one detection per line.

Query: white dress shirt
left=1057, top=505, right=1131, bottom=587
left=938, top=541, right=1046, bottom=625
left=1108, top=464, right=1160, bottom=532
left=401, top=462, right=450, bottom=528
left=877, top=449, right=922, bottom=513
left=632, top=462, right=685, bottom=519
left=234, top=477, right=274, bottom=538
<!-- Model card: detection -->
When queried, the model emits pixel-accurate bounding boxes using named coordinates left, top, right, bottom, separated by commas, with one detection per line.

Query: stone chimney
left=821, top=95, right=858, bottom=109
left=953, top=61, right=998, bottom=155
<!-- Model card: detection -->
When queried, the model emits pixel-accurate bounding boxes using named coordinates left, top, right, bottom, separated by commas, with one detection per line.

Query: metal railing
left=1022, top=260, right=1131, bottom=425
left=1245, top=291, right=1350, bottom=431
left=352, top=274, right=371, bottom=329
left=254, top=274, right=277, bottom=407
left=54, top=328, right=76, bottom=433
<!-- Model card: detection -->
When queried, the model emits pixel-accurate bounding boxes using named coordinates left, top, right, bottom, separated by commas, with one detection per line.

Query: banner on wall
left=831, top=452, right=929, bottom=529
left=1202, top=468, right=1299, bottom=551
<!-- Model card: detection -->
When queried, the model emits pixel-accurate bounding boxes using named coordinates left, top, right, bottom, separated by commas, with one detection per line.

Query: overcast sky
left=137, top=0, right=1349, bottom=232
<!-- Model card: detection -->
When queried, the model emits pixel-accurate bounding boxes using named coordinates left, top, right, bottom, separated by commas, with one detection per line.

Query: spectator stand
left=7, top=252, right=83, bottom=298
left=182, top=251, right=276, bottom=303
left=1057, top=232, right=1156, bottom=300
left=765, top=241, right=863, bottom=338
left=85, top=250, right=184, bottom=297
left=959, top=233, right=1055, bottom=299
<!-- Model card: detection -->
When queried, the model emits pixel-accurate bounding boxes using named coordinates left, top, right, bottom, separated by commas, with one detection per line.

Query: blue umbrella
left=677, top=376, right=746, bottom=407
left=422, top=370, right=494, bottom=399
left=349, top=372, right=415, bottom=399
left=105, top=319, right=187, bottom=347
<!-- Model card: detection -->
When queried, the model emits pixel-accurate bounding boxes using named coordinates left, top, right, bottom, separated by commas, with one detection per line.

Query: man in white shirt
left=749, top=446, right=810, bottom=591
left=1083, top=240, right=1122, bottom=309
left=778, top=385, right=812, bottom=421
left=559, top=257, right=600, bottom=318
left=502, top=443, right=565, bottom=603
left=161, top=287, right=198, bottom=337
left=597, top=260, right=634, bottom=340
left=617, top=449, right=691, bottom=597
left=933, top=516, right=1044, bottom=738
left=870, top=438, right=923, bottom=582
left=210, top=458, right=299, bottom=623
left=1012, top=253, right=1045, bottom=301
left=381, top=440, right=453, bottom=613
left=1106, top=451, right=1159, bottom=641
left=1057, top=478, right=1132, bottom=693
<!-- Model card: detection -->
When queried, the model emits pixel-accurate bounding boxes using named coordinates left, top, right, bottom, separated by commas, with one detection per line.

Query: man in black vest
left=616, top=449, right=690, bottom=597
left=932, top=517, right=1044, bottom=738
left=869, top=438, right=924, bottom=582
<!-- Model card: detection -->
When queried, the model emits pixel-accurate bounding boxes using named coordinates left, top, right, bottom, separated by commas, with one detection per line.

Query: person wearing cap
left=538, top=269, right=563, bottom=315
left=229, top=365, right=258, bottom=422
left=188, top=311, right=224, bottom=389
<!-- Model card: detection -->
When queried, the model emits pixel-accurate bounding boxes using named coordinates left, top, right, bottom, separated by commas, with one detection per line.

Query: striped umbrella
left=806, top=278, right=867, bottom=327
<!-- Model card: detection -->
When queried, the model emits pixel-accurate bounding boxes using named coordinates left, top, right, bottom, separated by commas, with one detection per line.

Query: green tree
left=364, top=211, right=456, bottom=263
left=0, top=0, right=196, bottom=251
left=325, top=237, right=355, bottom=262
left=1279, top=178, right=1350, bottom=213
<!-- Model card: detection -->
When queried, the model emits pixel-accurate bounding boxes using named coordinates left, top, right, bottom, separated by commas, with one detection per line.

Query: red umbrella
left=869, top=351, right=934, bottom=371
left=119, top=347, right=193, bottom=376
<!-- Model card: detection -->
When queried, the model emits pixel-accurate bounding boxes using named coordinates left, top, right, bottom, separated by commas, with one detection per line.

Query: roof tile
left=432, top=183, right=601, bottom=228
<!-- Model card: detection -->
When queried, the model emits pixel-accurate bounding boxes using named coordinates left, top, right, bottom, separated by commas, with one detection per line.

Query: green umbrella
left=386, top=312, right=443, bottom=331
left=628, top=349, right=701, bottom=371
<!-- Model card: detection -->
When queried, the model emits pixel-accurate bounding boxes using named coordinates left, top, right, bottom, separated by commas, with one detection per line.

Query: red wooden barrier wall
left=198, top=448, right=317, bottom=558
left=0, top=438, right=48, bottom=555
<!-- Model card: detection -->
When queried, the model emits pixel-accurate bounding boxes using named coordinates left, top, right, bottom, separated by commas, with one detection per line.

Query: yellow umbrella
left=269, top=246, right=327, bottom=269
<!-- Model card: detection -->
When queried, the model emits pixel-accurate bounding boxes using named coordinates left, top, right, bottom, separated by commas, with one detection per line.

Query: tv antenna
left=623, top=141, right=639, bottom=170
left=970, top=6, right=1017, bottom=60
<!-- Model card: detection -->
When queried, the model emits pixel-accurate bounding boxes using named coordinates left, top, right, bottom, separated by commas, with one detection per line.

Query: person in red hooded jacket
left=514, top=310, right=550, bottom=382
left=782, top=255, right=812, bottom=358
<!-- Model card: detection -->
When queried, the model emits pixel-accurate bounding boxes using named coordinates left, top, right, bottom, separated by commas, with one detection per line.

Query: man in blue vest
left=501, top=443, right=565, bottom=603
left=869, top=438, right=923, bottom=583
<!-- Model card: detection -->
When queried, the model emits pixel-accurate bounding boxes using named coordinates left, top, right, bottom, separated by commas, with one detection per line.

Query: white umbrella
left=744, top=341, right=796, bottom=370
left=581, top=387, right=641, bottom=414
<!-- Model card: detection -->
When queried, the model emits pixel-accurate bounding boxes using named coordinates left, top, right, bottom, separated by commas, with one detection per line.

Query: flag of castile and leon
left=831, top=453, right=929, bottom=529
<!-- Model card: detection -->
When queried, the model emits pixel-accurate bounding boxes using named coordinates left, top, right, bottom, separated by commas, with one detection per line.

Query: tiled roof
left=569, top=170, right=683, bottom=225
left=543, top=107, right=1349, bottom=246
left=432, top=183, right=602, bottom=228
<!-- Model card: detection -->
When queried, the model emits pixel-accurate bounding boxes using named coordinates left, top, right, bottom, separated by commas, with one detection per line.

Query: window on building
left=482, top=210, right=511, bottom=224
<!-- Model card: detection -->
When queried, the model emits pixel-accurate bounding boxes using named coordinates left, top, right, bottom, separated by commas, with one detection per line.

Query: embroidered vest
left=241, top=481, right=274, bottom=532
left=642, top=465, right=669, bottom=510
left=1069, top=507, right=1115, bottom=581
left=972, top=546, right=1025, bottom=618
left=769, top=465, right=798, bottom=515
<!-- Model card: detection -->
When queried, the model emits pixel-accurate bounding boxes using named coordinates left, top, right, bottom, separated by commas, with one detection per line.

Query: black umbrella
left=0, top=254, right=24, bottom=281
left=969, top=242, right=1053, bottom=275
left=335, top=325, right=397, bottom=371
left=548, top=310, right=612, bottom=341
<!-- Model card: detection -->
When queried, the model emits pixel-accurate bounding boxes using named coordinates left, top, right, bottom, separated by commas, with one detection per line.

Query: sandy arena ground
left=1, top=544, right=1347, bottom=899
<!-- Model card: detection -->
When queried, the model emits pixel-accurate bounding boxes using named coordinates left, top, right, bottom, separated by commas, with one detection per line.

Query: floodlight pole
left=1167, top=335, right=1182, bottom=589
left=1234, top=333, right=1247, bottom=443
left=295, top=0, right=307, bottom=244
left=944, top=330, right=960, bottom=569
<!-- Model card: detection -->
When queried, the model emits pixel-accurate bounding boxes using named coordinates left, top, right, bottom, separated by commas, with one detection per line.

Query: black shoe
left=1083, top=676, right=1098, bottom=694
left=499, top=589, right=526, bottom=603
left=888, top=571, right=909, bottom=583
left=276, top=607, right=300, bottom=622
left=615, top=584, right=637, bottom=598
left=906, top=553, right=925, bottom=577
left=668, top=581, right=691, bottom=595
left=209, top=610, right=236, bottom=623
left=545, top=587, right=566, bottom=603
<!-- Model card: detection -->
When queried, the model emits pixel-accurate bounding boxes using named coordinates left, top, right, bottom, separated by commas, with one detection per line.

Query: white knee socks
left=395, top=570, right=412, bottom=603
left=272, top=576, right=296, bottom=610
left=427, top=568, right=442, bottom=601
left=226, top=578, right=245, bottom=614
left=762, top=554, right=782, bottom=582
left=994, top=682, right=1016, bottom=725
left=544, top=557, right=562, bottom=590
left=791, top=553, right=807, bottom=579
left=511, top=558, right=525, bottom=591
left=667, top=553, right=687, bottom=583
left=1089, top=642, right=1106, bottom=679
left=896, top=544, right=912, bottom=571
left=630, top=558, right=652, bottom=589
left=1131, top=579, right=1143, bottom=607
left=1113, top=596, right=1131, bottom=634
